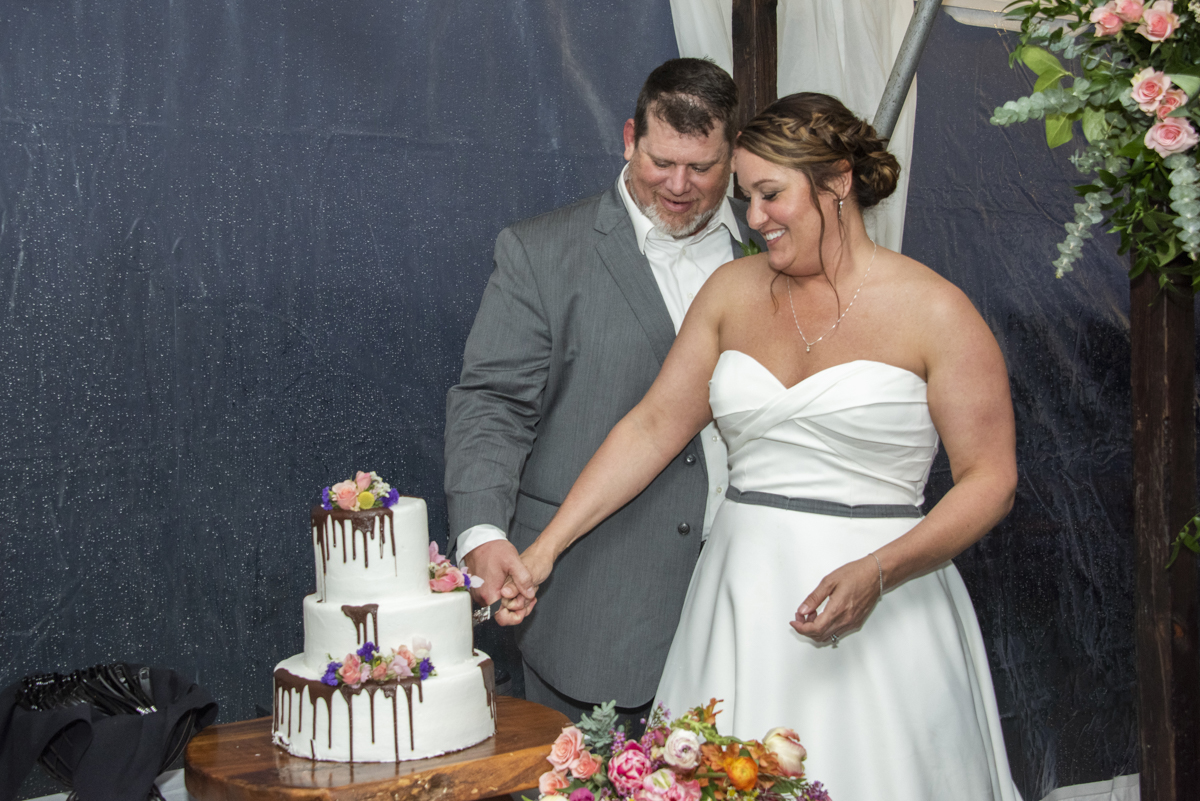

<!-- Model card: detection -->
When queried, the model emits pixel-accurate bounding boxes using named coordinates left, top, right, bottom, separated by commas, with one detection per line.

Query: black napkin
left=0, top=664, right=218, bottom=801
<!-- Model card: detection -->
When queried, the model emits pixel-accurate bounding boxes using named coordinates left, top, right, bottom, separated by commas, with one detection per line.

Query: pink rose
left=395, top=645, right=417, bottom=669
left=332, top=480, right=359, bottom=511
left=1157, top=88, right=1189, bottom=119
left=1137, top=0, right=1178, bottom=41
left=662, top=728, right=701, bottom=770
left=1113, top=0, right=1145, bottom=22
left=1090, top=2, right=1124, bottom=36
left=763, top=727, right=807, bottom=778
left=547, top=726, right=585, bottom=770
left=539, top=770, right=570, bottom=795
left=1131, top=67, right=1171, bottom=113
left=370, top=661, right=389, bottom=681
left=570, top=750, right=602, bottom=780
left=1145, top=117, right=1200, bottom=156
left=568, top=789, right=594, bottom=801
left=430, top=568, right=462, bottom=593
left=338, top=654, right=365, bottom=687
left=608, top=743, right=653, bottom=795
left=355, top=471, right=372, bottom=490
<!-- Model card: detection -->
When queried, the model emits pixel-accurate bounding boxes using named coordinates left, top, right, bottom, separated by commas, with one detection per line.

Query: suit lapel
left=593, top=185, right=676, bottom=366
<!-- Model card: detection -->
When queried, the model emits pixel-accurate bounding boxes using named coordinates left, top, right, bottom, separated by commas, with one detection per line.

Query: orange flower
left=723, top=756, right=758, bottom=791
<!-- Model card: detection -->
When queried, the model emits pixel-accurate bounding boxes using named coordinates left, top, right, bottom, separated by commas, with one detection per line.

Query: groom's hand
left=463, top=539, right=537, bottom=613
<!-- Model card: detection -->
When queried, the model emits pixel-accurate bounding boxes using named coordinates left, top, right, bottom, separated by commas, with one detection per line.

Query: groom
left=444, top=58, right=761, bottom=723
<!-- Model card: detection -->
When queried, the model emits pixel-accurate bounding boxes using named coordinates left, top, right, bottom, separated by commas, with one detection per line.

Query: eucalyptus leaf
left=1081, top=107, right=1109, bottom=144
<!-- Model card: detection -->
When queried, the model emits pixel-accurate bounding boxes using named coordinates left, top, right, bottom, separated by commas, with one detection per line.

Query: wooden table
left=185, top=695, right=569, bottom=801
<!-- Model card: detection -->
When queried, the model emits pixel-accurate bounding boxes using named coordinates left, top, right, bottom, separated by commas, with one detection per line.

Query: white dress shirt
left=456, top=166, right=742, bottom=563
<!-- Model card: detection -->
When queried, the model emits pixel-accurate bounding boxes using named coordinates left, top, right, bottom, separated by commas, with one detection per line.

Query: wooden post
left=1130, top=270, right=1200, bottom=800
left=731, top=0, right=778, bottom=171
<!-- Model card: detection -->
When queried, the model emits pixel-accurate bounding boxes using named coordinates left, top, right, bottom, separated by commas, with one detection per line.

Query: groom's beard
left=627, top=179, right=718, bottom=239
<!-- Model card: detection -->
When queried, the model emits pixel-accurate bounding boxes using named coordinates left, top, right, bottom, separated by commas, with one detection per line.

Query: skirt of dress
left=654, top=499, right=1022, bottom=801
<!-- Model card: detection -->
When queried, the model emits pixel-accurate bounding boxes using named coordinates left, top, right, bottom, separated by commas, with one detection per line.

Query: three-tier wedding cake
left=272, top=474, right=495, bottom=762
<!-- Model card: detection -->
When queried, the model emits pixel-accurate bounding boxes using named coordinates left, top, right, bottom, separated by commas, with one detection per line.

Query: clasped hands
left=462, top=539, right=556, bottom=626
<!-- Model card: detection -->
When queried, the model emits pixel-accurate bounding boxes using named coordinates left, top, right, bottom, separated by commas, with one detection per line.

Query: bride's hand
left=790, top=556, right=882, bottom=643
left=494, top=538, right=558, bottom=626
left=520, top=538, right=558, bottom=588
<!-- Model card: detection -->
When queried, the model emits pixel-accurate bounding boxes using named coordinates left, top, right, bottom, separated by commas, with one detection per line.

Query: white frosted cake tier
left=302, top=590, right=473, bottom=672
left=312, top=498, right=430, bottom=602
left=273, top=652, right=495, bottom=762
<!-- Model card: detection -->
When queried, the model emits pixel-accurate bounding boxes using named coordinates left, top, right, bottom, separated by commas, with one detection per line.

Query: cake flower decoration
left=320, top=471, right=401, bottom=511
left=321, top=640, right=437, bottom=689
left=428, top=541, right=484, bottom=593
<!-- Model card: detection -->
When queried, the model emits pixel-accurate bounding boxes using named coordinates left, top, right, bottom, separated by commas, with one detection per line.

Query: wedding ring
left=830, top=633, right=840, bottom=647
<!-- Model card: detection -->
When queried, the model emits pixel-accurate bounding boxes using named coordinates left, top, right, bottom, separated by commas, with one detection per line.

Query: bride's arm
left=513, top=267, right=731, bottom=600
left=791, top=281, right=1017, bottom=641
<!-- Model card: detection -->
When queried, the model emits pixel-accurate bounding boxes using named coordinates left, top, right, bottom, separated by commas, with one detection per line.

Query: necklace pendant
left=805, top=344, right=811, bottom=353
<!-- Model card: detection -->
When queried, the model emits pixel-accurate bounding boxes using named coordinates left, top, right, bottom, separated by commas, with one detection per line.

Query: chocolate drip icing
left=310, top=507, right=397, bottom=596
left=341, top=604, right=380, bottom=645
left=274, top=667, right=424, bottom=759
left=479, top=658, right=496, bottom=721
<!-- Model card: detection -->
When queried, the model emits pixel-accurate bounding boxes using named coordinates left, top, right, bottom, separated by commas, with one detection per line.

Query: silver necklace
left=786, top=241, right=877, bottom=353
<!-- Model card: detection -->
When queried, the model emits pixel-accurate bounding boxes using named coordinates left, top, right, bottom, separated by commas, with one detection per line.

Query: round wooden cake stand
left=185, top=695, right=570, bottom=801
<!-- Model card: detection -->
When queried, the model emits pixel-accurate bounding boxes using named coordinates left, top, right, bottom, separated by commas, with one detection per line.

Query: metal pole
left=873, top=0, right=942, bottom=139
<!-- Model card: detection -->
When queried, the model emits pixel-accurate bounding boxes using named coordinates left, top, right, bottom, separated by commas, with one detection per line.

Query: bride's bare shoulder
left=879, top=252, right=981, bottom=326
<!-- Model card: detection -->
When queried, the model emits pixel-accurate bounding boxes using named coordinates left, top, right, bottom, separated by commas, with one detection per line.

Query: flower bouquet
left=321, top=470, right=401, bottom=511
left=990, top=0, right=1200, bottom=286
left=531, top=700, right=829, bottom=801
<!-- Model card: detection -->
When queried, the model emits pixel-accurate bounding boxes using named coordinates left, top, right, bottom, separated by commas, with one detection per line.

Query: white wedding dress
left=655, top=352, right=1021, bottom=801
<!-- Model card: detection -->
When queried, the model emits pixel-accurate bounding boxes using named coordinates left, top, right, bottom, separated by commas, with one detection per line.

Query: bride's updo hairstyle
left=737, top=92, right=900, bottom=216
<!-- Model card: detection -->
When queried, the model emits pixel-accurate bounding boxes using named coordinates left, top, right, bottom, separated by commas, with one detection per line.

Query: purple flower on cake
left=321, top=487, right=333, bottom=511
left=321, top=660, right=342, bottom=686
left=419, top=658, right=435, bottom=680
left=357, top=641, right=378, bottom=661
left=385, top=488, right=400, bottom=507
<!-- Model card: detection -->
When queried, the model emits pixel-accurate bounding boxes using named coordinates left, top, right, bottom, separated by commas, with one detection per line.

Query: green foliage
left=992, top=0, right=1200, bottom=283
left=1166, top=515, right=1200, bottom=569
left=577, top=700, right=623, bottom=756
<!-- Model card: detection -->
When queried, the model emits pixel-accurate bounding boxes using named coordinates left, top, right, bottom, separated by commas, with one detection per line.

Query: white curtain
left=669, top=0, right=917, bottom=252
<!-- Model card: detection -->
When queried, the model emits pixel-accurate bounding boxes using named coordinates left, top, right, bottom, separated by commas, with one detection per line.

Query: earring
left=837, top=199, right=844, bottom=221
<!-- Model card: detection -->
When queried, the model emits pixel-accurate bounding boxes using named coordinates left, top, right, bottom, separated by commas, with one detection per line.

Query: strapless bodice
left=710, top=351, right=939, bottom=507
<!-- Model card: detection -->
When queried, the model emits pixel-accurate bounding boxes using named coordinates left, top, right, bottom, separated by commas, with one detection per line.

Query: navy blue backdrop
left=0, top=5, right=1165, bottom=800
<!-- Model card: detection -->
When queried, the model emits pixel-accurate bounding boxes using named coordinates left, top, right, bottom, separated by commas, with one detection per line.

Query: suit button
left=684, top=454, right=697, bottom=465
left=677, top=522, right=691, bottom=535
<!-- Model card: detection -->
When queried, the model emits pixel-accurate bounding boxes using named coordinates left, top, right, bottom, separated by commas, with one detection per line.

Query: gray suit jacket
left=445, top=181, right=761, bottom=705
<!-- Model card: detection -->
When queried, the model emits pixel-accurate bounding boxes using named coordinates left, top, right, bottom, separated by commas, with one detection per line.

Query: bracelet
left=869, top=552, right=884, bottom=598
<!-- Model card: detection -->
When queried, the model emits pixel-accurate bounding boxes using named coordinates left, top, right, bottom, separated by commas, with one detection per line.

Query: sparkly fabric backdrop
left=0, top=5, right=1170, bottom=800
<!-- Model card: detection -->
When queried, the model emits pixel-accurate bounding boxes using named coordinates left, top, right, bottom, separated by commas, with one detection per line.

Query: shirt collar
left=616, top=164, right=742, bottom=254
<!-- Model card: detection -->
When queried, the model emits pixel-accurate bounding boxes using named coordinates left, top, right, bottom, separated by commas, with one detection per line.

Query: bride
left=509, top=93, right=1021, bottom=800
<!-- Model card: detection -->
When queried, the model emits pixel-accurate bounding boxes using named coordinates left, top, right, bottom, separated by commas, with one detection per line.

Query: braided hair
left=738, top=93, right=900, bottom=212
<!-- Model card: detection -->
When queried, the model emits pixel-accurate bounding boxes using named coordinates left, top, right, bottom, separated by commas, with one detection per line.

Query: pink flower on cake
left=355, top=471, right=372, bottom=490
left=1113, top=0, right=1145, bottom=22
left=430, top=566, right=465, bottom=593
left=395, top=644, right=417, bottom=669
left=412, top=637, right=432, bottom=659
left=429, top=541, right=450, bottom=565
left=388, top=656, right=413, bottom=679
left=337, top=654, right=366, bottom=687
left=332, top=480, right=359, bottom=510
left=370, top=661, right=389, bottom=681
left=662, top=728, right=701, bottom=770
left=538, top=770, right=571, bottom=795
left=1131, top=67, right=1171, bottom=113
left=608, top=743, right=653, bottom=795
left=1090, top=2, right=1125, bottom=36
left=1145, top=117, right=1200, bottom=156
left=1157, top=88, right=1189, bottom=120
left=570, top=750, right=602, bottom=780
left=763, top=727, right=807, bottom=777
left=1136, top=0, right=1179, bottom=41
left=547, top=726, right=585, bottom=770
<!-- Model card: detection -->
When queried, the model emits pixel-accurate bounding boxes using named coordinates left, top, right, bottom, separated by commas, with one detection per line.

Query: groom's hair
left=634, top=58, right=738, bottom=148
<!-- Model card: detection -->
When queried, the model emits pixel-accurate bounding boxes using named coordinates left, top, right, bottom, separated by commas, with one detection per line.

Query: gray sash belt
left=725, top=486, right=922, bottom=519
